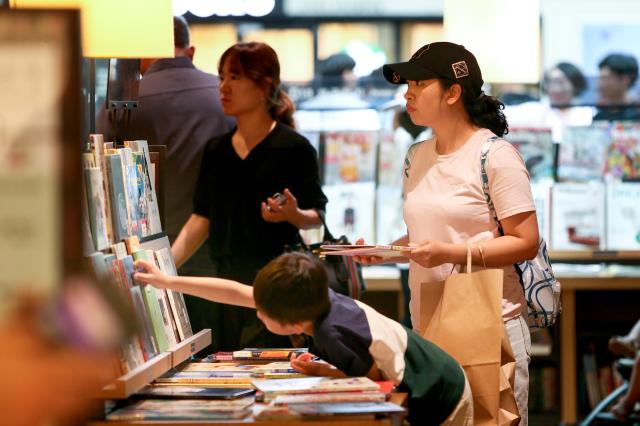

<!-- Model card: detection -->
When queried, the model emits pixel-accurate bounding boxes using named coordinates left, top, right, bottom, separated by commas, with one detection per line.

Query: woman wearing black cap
left=357, top=42, right=539, bottom=426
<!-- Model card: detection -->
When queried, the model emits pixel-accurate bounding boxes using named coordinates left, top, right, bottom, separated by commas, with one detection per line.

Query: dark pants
left=179, top=247, right=290, bottom=354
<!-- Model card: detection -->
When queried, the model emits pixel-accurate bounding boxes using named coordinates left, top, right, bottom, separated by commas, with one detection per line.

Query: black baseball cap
left=383, top=42, right=484, bottom=97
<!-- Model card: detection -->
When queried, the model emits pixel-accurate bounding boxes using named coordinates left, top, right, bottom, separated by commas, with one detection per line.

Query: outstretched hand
left=290, top=352, right=346, bottom=378
left=261, top=188, right=299, bottom=224
left=133, top=259, right=170, bottom=289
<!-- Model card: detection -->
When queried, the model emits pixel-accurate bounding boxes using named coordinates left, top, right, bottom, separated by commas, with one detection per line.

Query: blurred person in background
left=171, top=42, right=327, bottom=352
left=97, top=15, right=233, bottom=273
left=505, top=62, right=593, bottom=142
left=300, top=52, right=369, bottom=109
left=594, top=53, right=640, bottom=121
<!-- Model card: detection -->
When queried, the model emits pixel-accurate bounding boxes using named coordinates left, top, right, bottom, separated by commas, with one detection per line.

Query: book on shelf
left=323, top=131, right=377, bottom=185
left=320, top=244, right=414, bottom=257
left=105, top=398, right=253, bottom=421
left=606, top=182, right=640, bottom=250
left=126, top=140, right=163, bottom=235
left=155, top=370, right=257, bottom=386
left=132, top=250, right=170, bottom=352
left=83, top=167, right=110, bottom=251
left=251, top=376, right=380, bottom=400
left=180, top=361, right=298, bottom=374
left=213, top=348, right=308, bottom=362
left=550, top=182, right=605, bottom=251
left=557, top=124, right=610, bottom=182
left=105, top=153, right=129, bottom=242
left=154, top=246, right=193, bottom=340
left=605, top=122, right=640, bottom=180
left=290, top=401, right=405, bottom=416
left=273, top=391, right=388, bottom=405
left=132, top=385, right=255, bottom=400
left=508, top=127, right=555, bottom=182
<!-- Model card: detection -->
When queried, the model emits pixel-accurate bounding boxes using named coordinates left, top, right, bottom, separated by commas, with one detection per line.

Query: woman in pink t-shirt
left=358, top=42, right=539, bottom=425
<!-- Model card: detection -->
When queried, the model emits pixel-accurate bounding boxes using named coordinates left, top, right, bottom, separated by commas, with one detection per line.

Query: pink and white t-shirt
left=403, top=128, right=535, bottom=332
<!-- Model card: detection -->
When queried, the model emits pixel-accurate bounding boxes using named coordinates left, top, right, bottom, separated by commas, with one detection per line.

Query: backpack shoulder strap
left=480, top=136, right=505, bottom=236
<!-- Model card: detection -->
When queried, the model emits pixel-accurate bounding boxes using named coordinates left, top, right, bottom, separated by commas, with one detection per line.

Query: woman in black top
left=171, top=42, right=327, bottom=351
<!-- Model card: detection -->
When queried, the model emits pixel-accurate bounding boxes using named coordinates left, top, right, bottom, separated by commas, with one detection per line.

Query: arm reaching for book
left=290, top=353, right=382, bottom=381
left=134, top=260, right=255, bottom=309
left=290, top=352, right=347, bottom=378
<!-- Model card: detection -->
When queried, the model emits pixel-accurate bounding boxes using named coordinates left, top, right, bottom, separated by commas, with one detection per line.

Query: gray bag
left=480, top=136, right=562, bottom=329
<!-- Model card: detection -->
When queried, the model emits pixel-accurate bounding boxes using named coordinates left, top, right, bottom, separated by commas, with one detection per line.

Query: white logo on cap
left=411, top=44, right=431, bottom=60
left=392, top=72, right=401, bottom=83
left=452, top=61, right=469, bottom=78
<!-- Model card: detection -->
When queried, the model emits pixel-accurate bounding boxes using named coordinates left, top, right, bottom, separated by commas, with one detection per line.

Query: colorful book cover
left=132, top=250, right=170, bottom=352
left=606, top=182, right=640, bottom=250
left=106, top=398, right=253, bottom=421
left=133, top=386, right=255, bottom=400
left=119, top=148, right=140, bottom=237
left=550, top=182, right=605, bottom=250
left=127, top=140, right=163, bottom=235
left=89, top=134, right=114, bottom=245
left=83, top=167, right=109, bottom=250
left=557, top=124, right=610, bottom=181
left=154, top=247, right=193, bottom=340
left=133, top=151, right=150, bottom=237
left=273, top=391, right=387, bottom=405
left=604, top=122, right=640, bottom=180
left=129, top=285, right=159, bottom=359
left=251, top=376, right=380, bottom=397
left=323, top=131, right=377, bottom=185
left=105, top=153, right=129, bottom=242
left=507, top=127, right=555, bottom=181
left=290, top=401, right=405, bottom=416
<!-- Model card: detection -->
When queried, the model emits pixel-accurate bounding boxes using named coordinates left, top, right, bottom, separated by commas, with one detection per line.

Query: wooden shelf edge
left=550, top=250, right=640, bottom=262
left=170, top=329, right=212, bottom=368
left=99, top=352, right=172, bottom=400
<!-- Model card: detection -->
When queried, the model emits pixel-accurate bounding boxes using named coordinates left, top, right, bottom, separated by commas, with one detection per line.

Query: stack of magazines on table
left=105, top=348, right=406, bottom=422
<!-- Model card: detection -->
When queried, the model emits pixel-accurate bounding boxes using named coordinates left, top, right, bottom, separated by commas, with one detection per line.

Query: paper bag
left=420, top=247, right=519, bottom=426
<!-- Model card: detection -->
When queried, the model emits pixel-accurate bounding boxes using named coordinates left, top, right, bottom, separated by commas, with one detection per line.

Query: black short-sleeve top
left=193, top=122, right=327, bottom=263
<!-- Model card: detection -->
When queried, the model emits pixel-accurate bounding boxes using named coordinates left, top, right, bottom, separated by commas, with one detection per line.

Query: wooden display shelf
left=99, top=329, right=212, bottom=400
left=549, top=250, right=640, bottom=262
left=170, top=329, right=212, bottom=368
left=100, top=352, right=172, bottom=400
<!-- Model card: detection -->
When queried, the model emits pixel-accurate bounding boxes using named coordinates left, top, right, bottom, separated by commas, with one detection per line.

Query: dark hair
left=318, top=53, right=356, bottom=88
left=599, top=53, right=639, bottom=87
left=173, top=16, right=190, bottom=49
left=219, top=42, right=295, bottom=128
left=545, top=62, right=587, bottom=96
left=253, top=253, right=330, bottom=324
left=439, top=80, right=509, bottom=137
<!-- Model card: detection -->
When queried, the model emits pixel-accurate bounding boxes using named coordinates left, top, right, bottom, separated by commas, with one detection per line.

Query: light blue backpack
left=480, top=136, right=562, bottom=329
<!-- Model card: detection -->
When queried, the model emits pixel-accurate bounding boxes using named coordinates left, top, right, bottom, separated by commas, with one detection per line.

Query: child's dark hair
left=439, top=79, right=509, bottom=137
left=253, top=252, right=330, bottom=324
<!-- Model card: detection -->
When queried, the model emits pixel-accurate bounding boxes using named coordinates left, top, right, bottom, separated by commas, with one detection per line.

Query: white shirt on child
left=403, top=128, right=536, bottom=333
